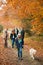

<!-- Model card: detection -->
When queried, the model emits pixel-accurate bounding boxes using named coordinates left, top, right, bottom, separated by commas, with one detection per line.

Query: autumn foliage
left=0, top=0, right=43, bottom=35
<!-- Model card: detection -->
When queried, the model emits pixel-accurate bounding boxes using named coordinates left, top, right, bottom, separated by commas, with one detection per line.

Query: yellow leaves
left=39, top=7, right=43, bottom=16
left=4, top=0, right=43, bottom=19
left=0, top=0, right=43, bottom=33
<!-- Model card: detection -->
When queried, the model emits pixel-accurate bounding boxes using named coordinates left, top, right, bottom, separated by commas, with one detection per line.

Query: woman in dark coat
left=16, top=33, right=23, bottom=60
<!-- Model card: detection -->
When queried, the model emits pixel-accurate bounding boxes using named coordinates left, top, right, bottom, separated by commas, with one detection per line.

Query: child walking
left=16, top=33, right=23, bottom=60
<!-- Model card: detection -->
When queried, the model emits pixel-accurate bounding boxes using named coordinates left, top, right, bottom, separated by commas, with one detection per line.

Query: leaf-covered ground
left=0, top=36, right=43, bottom=65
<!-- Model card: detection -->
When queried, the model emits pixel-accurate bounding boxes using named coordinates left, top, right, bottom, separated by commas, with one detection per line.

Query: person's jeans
left=18, top=47, right=22, bottom=59
left=12, top=38, right=15, bottom=48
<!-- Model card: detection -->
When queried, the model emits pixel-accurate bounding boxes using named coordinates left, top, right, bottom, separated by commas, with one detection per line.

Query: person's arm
left=10, top=34, right=12, bottom=40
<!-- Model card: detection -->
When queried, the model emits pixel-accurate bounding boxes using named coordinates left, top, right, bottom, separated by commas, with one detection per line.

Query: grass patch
left=29, top=36, right=43, bottom=42
left=24, top=36, right=43, bottom=51
left=0, top=32, right=3, bottom=35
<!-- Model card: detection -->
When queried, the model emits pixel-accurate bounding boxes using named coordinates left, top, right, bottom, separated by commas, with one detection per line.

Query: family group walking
left=3, top=27, right=25, bottom=60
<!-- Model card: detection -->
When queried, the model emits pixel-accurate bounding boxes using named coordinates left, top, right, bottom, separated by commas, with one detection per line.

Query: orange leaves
left=0, top=0, right=43, bottom=34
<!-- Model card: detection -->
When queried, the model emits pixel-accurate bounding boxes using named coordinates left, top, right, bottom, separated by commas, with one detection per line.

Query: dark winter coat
left=16, top=38, right=23, bottom=49
left=10, top=33, right=16, bottom=40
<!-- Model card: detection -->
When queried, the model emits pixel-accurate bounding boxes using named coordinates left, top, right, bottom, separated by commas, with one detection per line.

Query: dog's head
left=29, top=48, right=37, bottom=55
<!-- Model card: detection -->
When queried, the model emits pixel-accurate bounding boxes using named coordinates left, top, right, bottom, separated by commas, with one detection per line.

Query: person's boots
left=12, top=45, right=14, bottom=48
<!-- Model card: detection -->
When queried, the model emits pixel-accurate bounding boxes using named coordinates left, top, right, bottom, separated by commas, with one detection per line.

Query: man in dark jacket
left=10, top=30, right=16, bottom=48
left=21, top=28, right=25, bottom=47
left=14, top=27, right=19, bottom=37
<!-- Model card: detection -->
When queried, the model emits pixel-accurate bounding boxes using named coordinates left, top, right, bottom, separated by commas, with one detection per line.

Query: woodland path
left=0, top=37, right=43, bottom=65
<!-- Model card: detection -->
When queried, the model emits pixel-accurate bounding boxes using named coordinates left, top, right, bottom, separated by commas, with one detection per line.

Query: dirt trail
left=0, top=37, right=43, bottom=65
